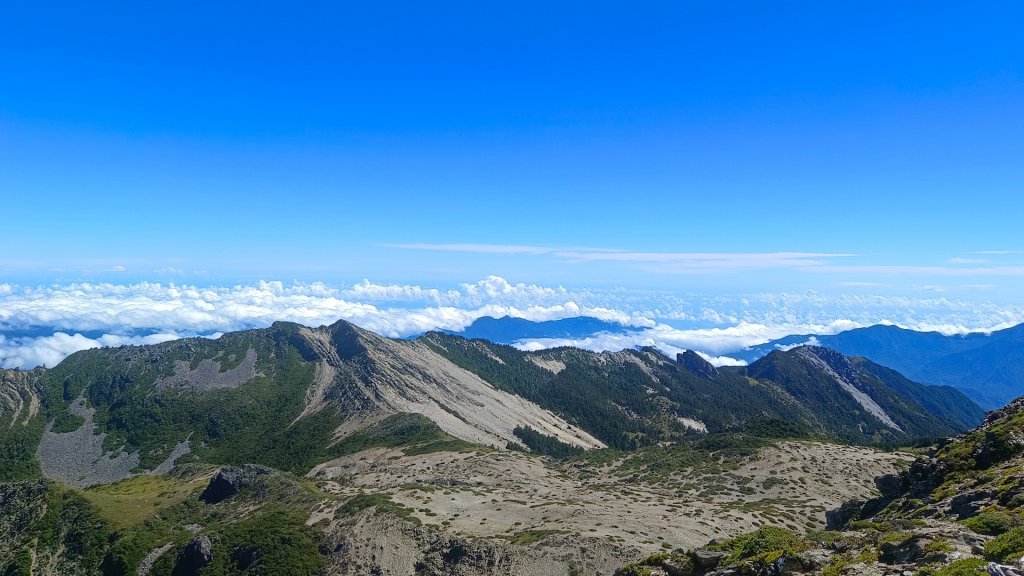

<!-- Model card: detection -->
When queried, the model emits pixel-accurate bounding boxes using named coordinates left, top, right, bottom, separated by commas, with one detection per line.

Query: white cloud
left=776, top=336, right=821, bottom=352
left=385, top=243, right=857, bottom=273
left=1, top=276, right=1023, bottom=370
left=0, top=332, right=181, bottom=369
left=817, top=265, right=1024, bottom=277
left=512, top=331, right=748, bottom=367
left=553, top=250, right=855, bottom=272
left=382, top=243, right=557, bottom=254
left=948, top=257, right=988, bottom=265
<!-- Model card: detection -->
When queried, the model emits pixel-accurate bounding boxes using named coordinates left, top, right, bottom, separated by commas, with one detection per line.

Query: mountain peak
left=676, top=349, right=718, bottom=379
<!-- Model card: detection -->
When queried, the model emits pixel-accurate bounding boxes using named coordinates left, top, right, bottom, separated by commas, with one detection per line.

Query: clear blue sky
left=2, top=2, right=1022, bottom=297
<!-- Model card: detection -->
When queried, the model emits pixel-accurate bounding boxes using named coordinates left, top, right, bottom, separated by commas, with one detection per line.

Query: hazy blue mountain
left=735, top=323, right=1024, bottom=409
left=443, top=315, right=632, bottom=344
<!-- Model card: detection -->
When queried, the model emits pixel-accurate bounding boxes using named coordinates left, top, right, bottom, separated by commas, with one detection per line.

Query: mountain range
left=740, top=322, right=1024, bottom=409
left=0, top=319, right=995, bottom=575
left=444, top=315, right=1024, bottom=410
left=442, top=315, right=632, bottom=344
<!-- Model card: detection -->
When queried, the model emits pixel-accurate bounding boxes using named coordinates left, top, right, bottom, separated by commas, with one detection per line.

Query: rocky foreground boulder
left=172, top=536, right=212, bottom=576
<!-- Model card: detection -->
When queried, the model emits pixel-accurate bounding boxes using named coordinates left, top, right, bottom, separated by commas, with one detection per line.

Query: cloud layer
left=2, top=276, right=1023, bottom=369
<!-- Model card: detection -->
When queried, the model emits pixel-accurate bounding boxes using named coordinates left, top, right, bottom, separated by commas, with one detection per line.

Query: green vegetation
left=614, top=552, right=692, bottom=576
left=33, top=327, right=330, bottom=472
left=925, top=557, right=988, bottom=575
left=575, top=431, right=778, bottom=486
left=0, top=413, right=44, bottom=481
left=337, top=492, right=421, bottom=525
left=201, top=508, right=323, bottom=575
left=0, top=371, right=46, bottom=481
left=851, top=358, right=984, bottom=430
left=332, top=412, right=477, bottom=457
left=820, top=548, right=878, bottom=576
left=710, top=525, right=808, bottom=563
left=95, top=467, right=332, bottom=576
left=984, top=526, right=1024, bottom=562
left=424, top=333, right=968, bottom=452
left=962, top=510, right=1015, bottom=535
left=512, top=426, right=583, bottom=458
left=938, top=407, right=1024, bottom=473
left=83, top=472, right=212, bottom=529
left=747, top=349, right=959, bottom=445
left=422, top=333, right=826, bottom=450
left=50, top=410, right=86, bottom=433
left=0, top=481, right=112, bottom=576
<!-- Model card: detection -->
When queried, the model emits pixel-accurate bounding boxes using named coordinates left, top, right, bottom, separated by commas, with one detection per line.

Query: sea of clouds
left=2, top=276, right=1023, bottom=370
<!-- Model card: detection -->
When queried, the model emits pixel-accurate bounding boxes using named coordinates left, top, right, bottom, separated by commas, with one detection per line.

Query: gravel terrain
left=310, top=440, right=914, bottom=572
left=36, top=397, right=140, bottom=488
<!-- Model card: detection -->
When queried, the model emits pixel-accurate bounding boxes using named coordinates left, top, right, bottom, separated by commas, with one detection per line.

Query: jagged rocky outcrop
left=173, top=536, right=213, bottom=576
left=200, top=464, right=274, bottom=503
left=677, top=350, right=719, bottom=380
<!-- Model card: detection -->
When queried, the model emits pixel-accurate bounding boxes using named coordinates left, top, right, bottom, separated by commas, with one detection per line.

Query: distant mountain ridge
left=737, top=322, right=1024, bottom=408
left=423, top=332, right=981, bottom=447
left=442, top=315, right=633, bottom=344
left=745, top=346, right=984, bottom=445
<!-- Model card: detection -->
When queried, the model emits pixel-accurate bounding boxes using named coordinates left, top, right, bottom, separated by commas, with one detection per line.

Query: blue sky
left=1, top=2, right=1023, bottom=367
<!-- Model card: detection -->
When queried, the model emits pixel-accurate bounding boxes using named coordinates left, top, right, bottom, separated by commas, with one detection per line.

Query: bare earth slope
left=301, top=322, right=604, bottom=450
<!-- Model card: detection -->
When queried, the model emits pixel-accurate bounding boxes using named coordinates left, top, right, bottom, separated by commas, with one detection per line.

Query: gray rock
left=231, top=547, right=261, bottom=570
left=874, top=473, right=905, bottom=499
left=691, top=548, right=727, bottom=570
left=950, top=490, right=996, bottom=519
left=173, top=536, right=212, bottom=576
left=663, top=556, right=696, bottom=576
left=879, top=536, right=928, bottom=564
left=200, top=464, right=273, bottom=504
left=826, top=500, right=864, bottom=530
left=988, top=563, right=1024, bottom=576
left=772, top=554, right=806, bottom=574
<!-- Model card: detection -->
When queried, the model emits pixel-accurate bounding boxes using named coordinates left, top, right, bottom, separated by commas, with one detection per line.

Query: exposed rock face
left=677, top=350, right=718, bottom=379
left=200, top=464, right=273, bottom=504
left=155, top=348, right=259, bottom=391
left=173, top=536, right=212, bottom=576
left=795, top=346, right=903, bottom=431
left=0, top=368, right=44, bottom=427
left=297, top=321, right=605, bottom=451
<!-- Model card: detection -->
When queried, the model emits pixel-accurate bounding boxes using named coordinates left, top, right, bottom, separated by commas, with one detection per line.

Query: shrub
left=931, top=557, right=988, bottom=576
left=963, top=510, right=1014, bottom=535
left=713, top=525, right=807, bottom=561
left=984, top=526, right=1024, bottom=562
